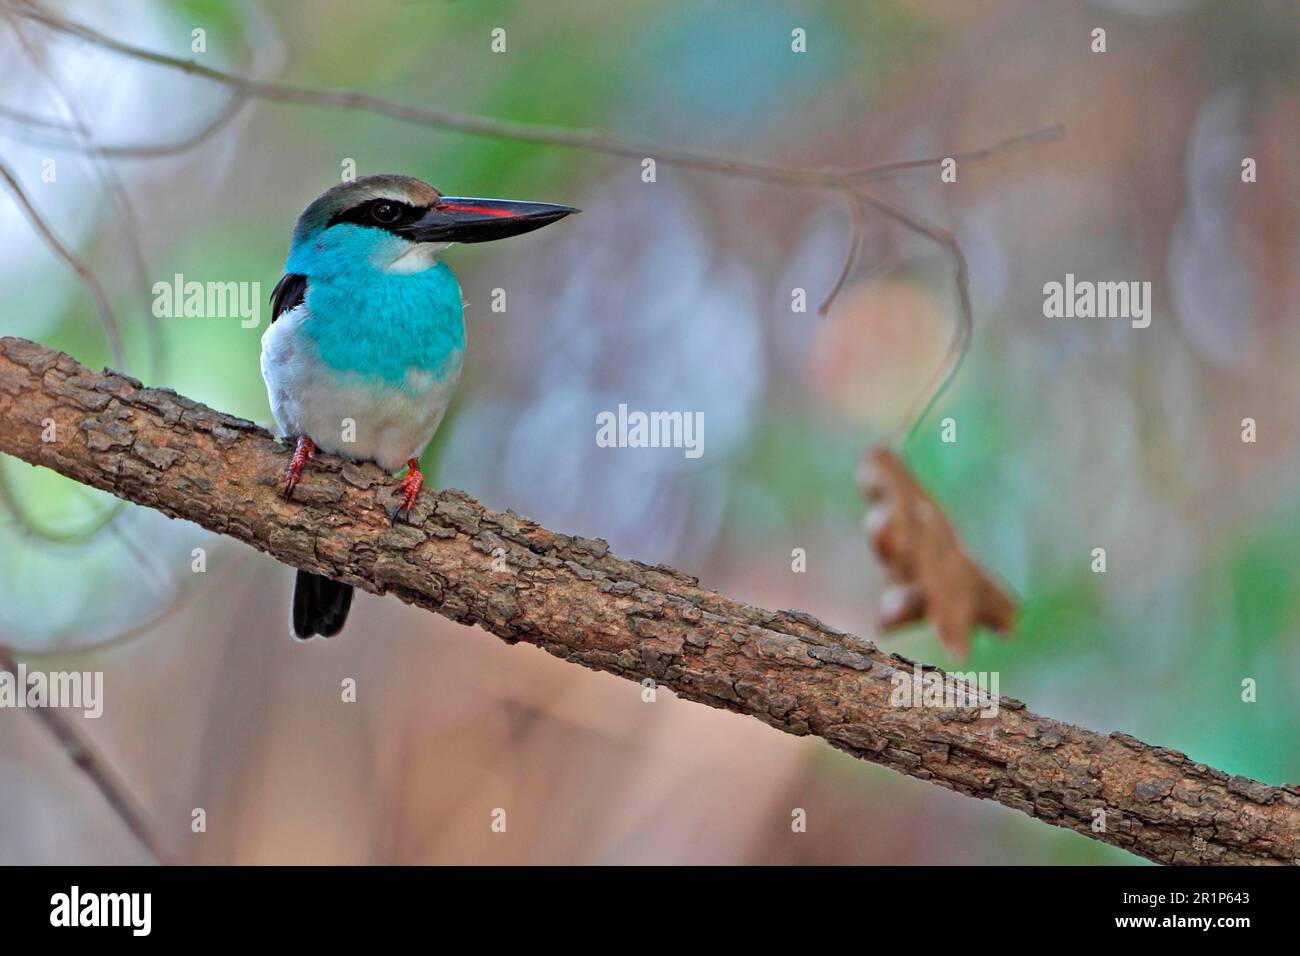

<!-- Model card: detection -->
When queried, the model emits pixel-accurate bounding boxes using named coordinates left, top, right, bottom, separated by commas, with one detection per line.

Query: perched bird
left=261, top=174, right=577, bottom=638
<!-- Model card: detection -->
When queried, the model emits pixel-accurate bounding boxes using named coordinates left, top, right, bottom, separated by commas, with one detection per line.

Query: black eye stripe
left=327, top=198, right=425, bottom=233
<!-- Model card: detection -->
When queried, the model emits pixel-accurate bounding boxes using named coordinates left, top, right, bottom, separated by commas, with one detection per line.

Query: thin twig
left=0, top=643, right=171, bottom=864
left=0, top=465, right=122, bottom=542
left=8, top=8, right=160, bottom=378
left=5, top=1, right=1058, bottom=192
left=846, top=124, right=1065, bottom=180
left=817, top=195, right=866, bottom=316
left=851, top=188, right=974, bottom=445
left=0, top=153, right=130, bottom=543
left=0, top=93, right=248, bottom=159
left=0, top=155, right=124, bottom=367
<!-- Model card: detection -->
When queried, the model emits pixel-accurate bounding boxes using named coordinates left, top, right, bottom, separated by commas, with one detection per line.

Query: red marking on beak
left=435, top=201, right=514, bottom=217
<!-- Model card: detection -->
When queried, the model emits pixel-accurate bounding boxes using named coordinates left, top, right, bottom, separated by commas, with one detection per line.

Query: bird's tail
left=292, top=570, right=354, bottom=639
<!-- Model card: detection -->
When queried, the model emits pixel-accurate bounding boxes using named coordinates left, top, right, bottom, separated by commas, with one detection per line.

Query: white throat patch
left=385, top=241, right=449, bottom=273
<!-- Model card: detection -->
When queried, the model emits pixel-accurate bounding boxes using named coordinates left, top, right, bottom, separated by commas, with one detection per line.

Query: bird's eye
left=371, top=202, right=401, bottom=224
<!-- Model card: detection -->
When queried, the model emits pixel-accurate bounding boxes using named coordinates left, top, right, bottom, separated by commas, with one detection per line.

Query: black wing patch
left=269, top=273, right=307, bottom=323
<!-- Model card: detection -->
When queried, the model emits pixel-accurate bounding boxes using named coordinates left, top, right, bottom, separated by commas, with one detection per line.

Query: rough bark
left=1, top=335, right=1297, bottom=866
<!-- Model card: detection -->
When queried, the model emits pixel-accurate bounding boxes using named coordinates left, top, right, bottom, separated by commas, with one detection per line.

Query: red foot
left=283, top=435, right=316, bottom=500
left=392, top=458, right=423, bottom=523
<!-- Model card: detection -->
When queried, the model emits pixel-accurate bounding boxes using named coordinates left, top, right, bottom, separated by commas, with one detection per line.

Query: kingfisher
left=261, top=174, right=577, bottom=639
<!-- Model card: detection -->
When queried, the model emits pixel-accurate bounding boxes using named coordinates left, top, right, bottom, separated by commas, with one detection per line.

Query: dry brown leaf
left=857, top=444, right=1016, bottom=659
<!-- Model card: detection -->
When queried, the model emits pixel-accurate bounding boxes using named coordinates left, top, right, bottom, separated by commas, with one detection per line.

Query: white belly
left=260, top=305, right=463, bottom=473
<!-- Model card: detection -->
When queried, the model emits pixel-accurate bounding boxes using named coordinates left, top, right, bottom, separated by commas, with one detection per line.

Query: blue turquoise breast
left=286, top=225, right=465, bottom=387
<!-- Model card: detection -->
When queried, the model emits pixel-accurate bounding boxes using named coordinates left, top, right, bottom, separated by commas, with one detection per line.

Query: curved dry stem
left=0, top=93, right=249, bottom=160
left=8, top=11, right=162, bottom=378
left=0, top=155, right=124, bottom=367
left=0, top=642, right=171, bottom=864
left=851, top=189, right=973, bottom=446
left=844, top=124, right=1065, bottom=181
left=817, top=196, right=867, bottom=316
left=0, top=152, right=131, bottom=543
left=0, top=462, right=124, bottom=543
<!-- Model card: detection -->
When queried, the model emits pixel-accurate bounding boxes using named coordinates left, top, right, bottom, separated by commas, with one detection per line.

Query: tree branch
left=2, top=335, right=1297, bottom=866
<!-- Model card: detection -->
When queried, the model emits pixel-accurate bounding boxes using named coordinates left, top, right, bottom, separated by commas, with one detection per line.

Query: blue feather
left=285, top=225, right=465, bottom=386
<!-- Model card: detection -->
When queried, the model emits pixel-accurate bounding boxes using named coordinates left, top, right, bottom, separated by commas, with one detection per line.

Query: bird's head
left=286, top=174, right=578, bottom=277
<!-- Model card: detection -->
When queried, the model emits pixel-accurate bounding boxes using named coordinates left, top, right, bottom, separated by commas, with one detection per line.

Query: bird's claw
left=390, top=458, right=424, bottom=524
left=283, top=435, right=316, bottom=501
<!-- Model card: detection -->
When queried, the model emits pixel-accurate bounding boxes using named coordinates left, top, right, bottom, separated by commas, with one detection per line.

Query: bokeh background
left=1, top=0, right=1298, bottom=864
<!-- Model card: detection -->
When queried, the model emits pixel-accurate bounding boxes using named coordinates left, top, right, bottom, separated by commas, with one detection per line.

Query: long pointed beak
left=402, top=197, right=579, bottom=244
